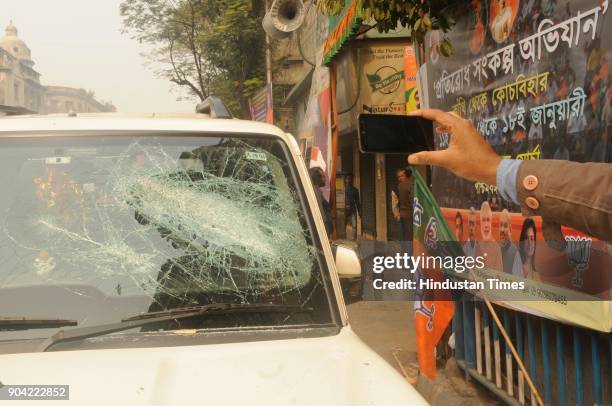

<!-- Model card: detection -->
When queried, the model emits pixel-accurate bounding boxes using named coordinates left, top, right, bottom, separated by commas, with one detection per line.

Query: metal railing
left=453, top=293, right=610, bottom=406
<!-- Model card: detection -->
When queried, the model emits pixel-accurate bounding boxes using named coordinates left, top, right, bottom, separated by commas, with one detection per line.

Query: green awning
left=322, top=0, right=363, bottom=66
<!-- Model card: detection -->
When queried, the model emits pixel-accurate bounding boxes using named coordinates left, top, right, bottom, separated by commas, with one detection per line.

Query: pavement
left=347, top=300, right=502, bottom=406
left=415, top=358, right=503, bottom=406
left=346, top=301, right=417, bottom=376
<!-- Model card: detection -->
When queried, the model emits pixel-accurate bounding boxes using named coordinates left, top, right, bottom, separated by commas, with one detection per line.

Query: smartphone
left=358, top=113, right=433, bottom=154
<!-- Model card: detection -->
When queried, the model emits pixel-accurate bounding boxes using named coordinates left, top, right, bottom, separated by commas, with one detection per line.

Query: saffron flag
left=412, top=169, right=462, bottom=380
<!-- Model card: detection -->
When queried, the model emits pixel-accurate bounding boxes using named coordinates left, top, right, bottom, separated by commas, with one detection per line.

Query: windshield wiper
left=38, top=303, right=311, bottom=352
left=121, top=303, right=310, bottom=321
left=0, top=317, right=77, bottom=331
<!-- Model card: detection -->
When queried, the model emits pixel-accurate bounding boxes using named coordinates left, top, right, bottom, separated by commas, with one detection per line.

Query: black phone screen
left=358, top=113, right=433, bottom=154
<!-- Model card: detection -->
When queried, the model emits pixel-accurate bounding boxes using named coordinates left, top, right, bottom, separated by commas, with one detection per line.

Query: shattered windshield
left=0, top=133, right=334, bottom=342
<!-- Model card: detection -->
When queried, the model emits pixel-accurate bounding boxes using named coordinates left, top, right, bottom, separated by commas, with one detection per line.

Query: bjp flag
left=412, top=169, right=462, bottom=380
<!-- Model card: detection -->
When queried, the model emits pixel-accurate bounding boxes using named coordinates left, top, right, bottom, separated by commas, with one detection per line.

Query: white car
left=0, top=99, right=426, bottom=405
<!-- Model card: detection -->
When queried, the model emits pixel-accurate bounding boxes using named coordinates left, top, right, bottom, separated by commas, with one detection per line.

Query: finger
left=408, top=109, right=455, bottom=127
left=407, top=150, right=450, bottom=167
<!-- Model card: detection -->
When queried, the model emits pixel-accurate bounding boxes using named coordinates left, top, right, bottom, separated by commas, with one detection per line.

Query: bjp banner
left=412, top=169, right=462, bottom=380
left=423, top=0, right=611, bottom=331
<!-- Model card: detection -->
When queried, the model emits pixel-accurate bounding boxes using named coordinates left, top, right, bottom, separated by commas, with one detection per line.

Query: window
left=0, top=133, right=334, bottom=349
left=13, top=82, right=19, bottom=103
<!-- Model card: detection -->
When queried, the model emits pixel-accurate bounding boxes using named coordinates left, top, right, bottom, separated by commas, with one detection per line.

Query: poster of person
left=470, top=0, right=486, bottom=54
left=489, top=0, right=520, bottom=43
left=424, top=0, right=611, bottom=331
left=429, top=30, right=441, bottom=65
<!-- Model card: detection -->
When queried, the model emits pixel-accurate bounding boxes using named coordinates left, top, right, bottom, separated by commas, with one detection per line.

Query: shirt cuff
left=496, top=159, right=522, bottom=205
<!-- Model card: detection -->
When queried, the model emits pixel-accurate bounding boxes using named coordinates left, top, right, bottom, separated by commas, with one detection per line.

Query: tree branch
left=187, top=0, right=206, bottom=97
left=169, top=37, right=205, bottom=100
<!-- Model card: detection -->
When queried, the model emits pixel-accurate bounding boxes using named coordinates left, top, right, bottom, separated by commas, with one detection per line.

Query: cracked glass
left=0, top=133, right=334, bottom=342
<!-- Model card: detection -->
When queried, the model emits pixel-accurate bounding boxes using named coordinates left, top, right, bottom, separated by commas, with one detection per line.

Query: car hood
left=0, top=326, right=426, bottom=405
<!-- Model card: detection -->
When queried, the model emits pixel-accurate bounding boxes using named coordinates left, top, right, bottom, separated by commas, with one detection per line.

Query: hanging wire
left=296, top=1, right=316, bottom=67
left=338, top=47, right=361, bottom=114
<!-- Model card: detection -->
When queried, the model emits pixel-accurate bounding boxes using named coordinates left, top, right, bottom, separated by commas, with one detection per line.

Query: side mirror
left=332, top=240, right=361, bottom=279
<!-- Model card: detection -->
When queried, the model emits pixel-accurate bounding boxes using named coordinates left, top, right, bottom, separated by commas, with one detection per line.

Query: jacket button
left=523, top=175, right=539, bottom=191
left=525, top=196, right=540, bottom=210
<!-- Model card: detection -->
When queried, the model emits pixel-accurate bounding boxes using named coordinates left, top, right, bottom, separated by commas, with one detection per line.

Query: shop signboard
left=359, top=41, right=407, bottom=115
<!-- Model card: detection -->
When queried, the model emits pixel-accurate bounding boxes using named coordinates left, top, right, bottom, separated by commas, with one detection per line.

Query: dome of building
left=0, top=21, right=33, bottom=65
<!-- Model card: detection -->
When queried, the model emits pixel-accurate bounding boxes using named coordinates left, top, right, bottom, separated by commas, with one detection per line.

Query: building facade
left=277, top=3, right=414, bottom=241
left=0, top=22, right=45, bottom=115
left=0, top=22, right=115, bottom=116
left=44, top=86, right=115, bottom=114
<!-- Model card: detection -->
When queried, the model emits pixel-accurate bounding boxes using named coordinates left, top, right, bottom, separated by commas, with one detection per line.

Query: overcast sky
left=3, top=0, right=196, bottom=113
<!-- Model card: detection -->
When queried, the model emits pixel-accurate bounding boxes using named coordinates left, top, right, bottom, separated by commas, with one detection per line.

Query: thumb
left=407, top=150, right=447, bottom=167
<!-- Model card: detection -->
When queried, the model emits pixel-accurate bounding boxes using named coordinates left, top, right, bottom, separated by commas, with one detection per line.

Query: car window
left=0, top=133, right=334, bottom=342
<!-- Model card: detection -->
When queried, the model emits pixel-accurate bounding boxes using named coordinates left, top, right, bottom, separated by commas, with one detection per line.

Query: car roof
left=0, top=113, right=289, bottom=140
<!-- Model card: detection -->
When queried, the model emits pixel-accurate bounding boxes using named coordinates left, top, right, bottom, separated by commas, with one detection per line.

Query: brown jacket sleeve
left=516, top=160, right=612, bottom=241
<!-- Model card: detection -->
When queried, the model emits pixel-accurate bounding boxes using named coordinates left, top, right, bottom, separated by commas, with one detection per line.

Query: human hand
left=407, top=109, right=502, bottom=185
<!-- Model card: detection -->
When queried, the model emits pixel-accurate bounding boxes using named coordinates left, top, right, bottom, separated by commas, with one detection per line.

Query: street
left=347, top=300, right=416, bottom=374
left=348, top=300, right=502, bottom=406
